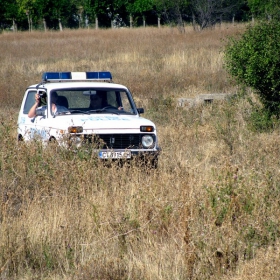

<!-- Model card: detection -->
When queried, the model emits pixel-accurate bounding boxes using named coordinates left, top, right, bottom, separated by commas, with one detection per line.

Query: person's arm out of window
left=28, top=93, right=40, bottom=118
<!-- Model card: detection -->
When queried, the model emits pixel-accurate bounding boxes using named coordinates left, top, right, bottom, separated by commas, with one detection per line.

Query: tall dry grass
left=1, top=24, right=280, bottom=280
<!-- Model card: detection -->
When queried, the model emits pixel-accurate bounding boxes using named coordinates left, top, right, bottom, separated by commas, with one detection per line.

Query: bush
left=247, top=106, right=276, bottom=132
left=224, top=20, right=280, bottom=116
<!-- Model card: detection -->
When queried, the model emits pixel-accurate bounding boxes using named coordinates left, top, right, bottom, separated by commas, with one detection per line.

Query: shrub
left=247, top=106, right=276, bottom=132
left=224, top=20, right=280, bottom=116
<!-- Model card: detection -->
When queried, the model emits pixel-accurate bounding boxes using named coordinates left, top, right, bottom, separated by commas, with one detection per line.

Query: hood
left=49, top=114, right=155, bottom=131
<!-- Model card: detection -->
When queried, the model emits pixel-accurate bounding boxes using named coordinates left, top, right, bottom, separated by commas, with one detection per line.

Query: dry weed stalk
left=1, top=25, right=280, bottom=279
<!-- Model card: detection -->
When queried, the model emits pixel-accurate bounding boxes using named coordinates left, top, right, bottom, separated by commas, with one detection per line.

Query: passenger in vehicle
left=50, top=92, right=69, bottom=115
left=28, top=91, right=68, bottom=118
left=56, top=95, right=69, bottom=108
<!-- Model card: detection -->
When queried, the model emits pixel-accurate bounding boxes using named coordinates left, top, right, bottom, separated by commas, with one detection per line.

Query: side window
left=23, top=90, right=36, bottom=114
left=120, top=91, right=133, bottom=112
left=23, top=90, right=47, bottom=114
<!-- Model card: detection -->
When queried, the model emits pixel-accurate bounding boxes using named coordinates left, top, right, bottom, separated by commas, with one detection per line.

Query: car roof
left=27, top=82, right=129, bottom=91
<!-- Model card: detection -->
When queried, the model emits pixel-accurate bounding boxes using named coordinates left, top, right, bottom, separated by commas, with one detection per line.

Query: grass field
left=1, top=24, right=280, bottom=279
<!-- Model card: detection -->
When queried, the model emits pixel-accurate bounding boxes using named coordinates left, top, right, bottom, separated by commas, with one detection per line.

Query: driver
left=89, top=91, right=123, bottom=111
left=89, top=92, right=103, bottom=110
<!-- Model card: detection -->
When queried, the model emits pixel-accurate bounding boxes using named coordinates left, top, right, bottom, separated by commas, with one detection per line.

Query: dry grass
left=1, top=24, right=280, bottom=279
left=0, top=24, right=243, bottom=107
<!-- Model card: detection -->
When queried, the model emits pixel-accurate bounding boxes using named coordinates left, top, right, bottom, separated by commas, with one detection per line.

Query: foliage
left=247, top=0, right=280, bottom=19
left=247, top=106, right=276, bottom=132
left=0, top=0, right=277, bottom=30
left=163, top=0, right=190, bottom=31
left=224, top=20, right=280, bottom=116
left=190, top=0, right=243, bottom=29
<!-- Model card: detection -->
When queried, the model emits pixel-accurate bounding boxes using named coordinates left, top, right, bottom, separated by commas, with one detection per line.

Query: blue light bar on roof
left=86, top=71, right=112, bottom=80
left=42, top=72, right=71, bottom=81
left=42, top=71, right=112, bottom=82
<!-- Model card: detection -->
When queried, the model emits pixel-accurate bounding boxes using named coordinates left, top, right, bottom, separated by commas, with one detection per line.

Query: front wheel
left=137, top=154, right=159, bottom=169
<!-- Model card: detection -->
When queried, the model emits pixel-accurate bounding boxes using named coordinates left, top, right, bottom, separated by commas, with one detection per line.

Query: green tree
left=105, top=0, right=156, bottom=27
left=152, top=0, right=165, bottom=19
left=0, top=0, right=48, bottom=30
left=153, top=0, right=190, bottom=31
left=0, top=0, right=20, bottom=29
left=17, top=0, right=46, bottom=30
left=224, top=20, right=280, bottom=115
left=106, top=0, right=127, bottom=27
left=247, top=0, right=280, bottom=20
left=152, top=0, right=172, bottom=27
left=83, top=0, right=111, bottom=27
left=190, top=0, right=241, bottom=30
left=131, top=0, right=153, bottom=26
left=43, top=0, right=80, bottom=29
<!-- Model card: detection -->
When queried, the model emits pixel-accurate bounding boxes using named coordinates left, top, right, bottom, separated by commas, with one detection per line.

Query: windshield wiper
left=69, top=110, right=90, bottom=115
left=87, top=108, right=120, bottom=115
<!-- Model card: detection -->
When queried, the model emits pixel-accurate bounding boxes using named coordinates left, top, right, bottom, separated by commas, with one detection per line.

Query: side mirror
left=137, top=108, right=144, bottom=114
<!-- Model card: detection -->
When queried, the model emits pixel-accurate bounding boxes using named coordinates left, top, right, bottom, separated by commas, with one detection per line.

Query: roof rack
left=41, top=71, right=112, bottom=82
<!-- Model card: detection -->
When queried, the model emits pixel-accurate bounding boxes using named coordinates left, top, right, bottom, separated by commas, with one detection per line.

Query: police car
left=17, top=71, right=160, bottom=165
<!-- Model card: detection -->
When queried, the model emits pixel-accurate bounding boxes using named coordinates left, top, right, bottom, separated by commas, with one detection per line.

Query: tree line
left=0, top=0, right=279, bottom=32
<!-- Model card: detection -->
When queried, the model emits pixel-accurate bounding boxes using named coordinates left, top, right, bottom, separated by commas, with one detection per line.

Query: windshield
left=50, top=88, right=137, bottom=115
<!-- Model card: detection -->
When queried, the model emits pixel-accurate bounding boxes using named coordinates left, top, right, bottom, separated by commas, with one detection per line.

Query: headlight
left=141, top=135, right=154, bottom=148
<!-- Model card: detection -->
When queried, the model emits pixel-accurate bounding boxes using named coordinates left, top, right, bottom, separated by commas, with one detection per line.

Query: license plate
left=98, top=151, right=131, bottom=159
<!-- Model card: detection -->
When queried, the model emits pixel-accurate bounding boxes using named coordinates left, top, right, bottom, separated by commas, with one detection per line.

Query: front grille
left=82, top=134, right=155, bottom=149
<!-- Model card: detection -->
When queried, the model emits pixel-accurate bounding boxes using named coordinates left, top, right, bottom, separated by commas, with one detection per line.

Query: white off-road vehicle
left=17, top=71, right=160, bottom=165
